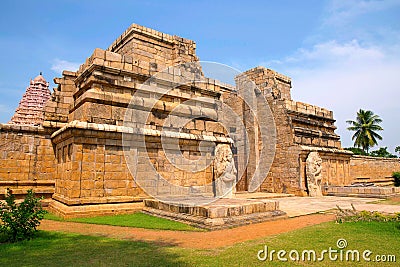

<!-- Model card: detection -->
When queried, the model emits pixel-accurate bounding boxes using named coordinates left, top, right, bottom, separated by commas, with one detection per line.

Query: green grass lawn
left=1, top=221, right=399, bottom=266
left=370, top=197, right=400, bottom=205
left=44, top=212, right=203, bottom=231
left=0, top=231, right=184, bottom=267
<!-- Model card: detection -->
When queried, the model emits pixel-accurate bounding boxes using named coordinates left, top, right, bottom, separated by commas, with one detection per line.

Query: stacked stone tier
left=286, top=100, right=341, bottom=148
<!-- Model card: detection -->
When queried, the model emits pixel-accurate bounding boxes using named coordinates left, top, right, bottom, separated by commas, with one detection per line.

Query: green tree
left=370, top=147, right=397, bottom=158
left=395, top=146, right=400, bottom=156
left=393, top=172, right=400, bottom=187
left=346, top=109, right=383, bottom=153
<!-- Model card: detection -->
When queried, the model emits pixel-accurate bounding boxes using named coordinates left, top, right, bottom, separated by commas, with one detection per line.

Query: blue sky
left=1, top=0, right=399, bottom=152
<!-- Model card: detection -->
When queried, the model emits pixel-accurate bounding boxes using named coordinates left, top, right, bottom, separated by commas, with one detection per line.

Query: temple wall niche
left=299, top=151, right=352, bottom=190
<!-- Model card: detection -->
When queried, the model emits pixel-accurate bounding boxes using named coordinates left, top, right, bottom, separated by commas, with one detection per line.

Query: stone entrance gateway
left=1, top=23, right=400, bottom=219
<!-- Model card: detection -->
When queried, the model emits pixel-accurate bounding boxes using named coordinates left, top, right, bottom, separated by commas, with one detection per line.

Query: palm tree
left=346, top=109, right=383, bottom=153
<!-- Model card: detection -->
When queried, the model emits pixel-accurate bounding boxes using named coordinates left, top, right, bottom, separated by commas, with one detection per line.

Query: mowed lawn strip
left=184, top=221, right=400, bottom=266
left=1, top=221, right=399, bottom=266
left=44, top=212, right=203, bottom=231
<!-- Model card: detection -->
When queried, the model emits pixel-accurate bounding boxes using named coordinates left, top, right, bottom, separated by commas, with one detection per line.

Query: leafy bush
left=0, top=189, right=47, bottom=242
left=336, top=204, right=400, bottom=223
left=393, top=172, right=400, bottom=187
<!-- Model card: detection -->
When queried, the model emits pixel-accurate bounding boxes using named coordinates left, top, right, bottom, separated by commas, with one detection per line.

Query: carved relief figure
left=306, top=151, right=323, bottom=197
left=214, top=144, right=237, bottom=198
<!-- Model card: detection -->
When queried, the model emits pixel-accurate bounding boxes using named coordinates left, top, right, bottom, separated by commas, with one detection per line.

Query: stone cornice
left=51, top=120, right=233, bottom=144
left=300, top=145, right=353, bottom=155
left=74, top=63, right=225, bottom=99
left=0, top=123, right=46, bottom=134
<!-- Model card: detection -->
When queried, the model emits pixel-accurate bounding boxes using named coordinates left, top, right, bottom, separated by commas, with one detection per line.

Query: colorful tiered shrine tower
left=9, top=73, right=51, bottom=126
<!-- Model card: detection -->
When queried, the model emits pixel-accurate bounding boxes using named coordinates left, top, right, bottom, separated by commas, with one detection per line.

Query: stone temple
left=1, top=24, right=399, bottom=225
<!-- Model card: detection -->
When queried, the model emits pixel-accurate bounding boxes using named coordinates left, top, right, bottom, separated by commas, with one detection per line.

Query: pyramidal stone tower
left=9, top=73, right=51, bottom=125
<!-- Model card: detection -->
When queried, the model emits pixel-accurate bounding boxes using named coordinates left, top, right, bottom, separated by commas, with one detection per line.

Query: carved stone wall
left=285, top=100, right=341, bottom=148
left=0, top=124, right=56, bottom=199
left=350, top=155, right=400, bottom=182
left=237, top=67, right=303, bottom=195
left=299, top=147, right=353, bottom=190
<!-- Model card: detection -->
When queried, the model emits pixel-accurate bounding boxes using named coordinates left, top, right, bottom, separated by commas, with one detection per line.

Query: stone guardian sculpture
left=306, top=151, right=323, bottom=197
left=214, top=144, right=237, bottom=198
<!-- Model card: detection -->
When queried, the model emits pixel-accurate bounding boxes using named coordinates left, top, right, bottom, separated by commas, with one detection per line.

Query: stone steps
left=143, top=197, right=287, bottom=230
left=234, top=192, right=295, bottom=199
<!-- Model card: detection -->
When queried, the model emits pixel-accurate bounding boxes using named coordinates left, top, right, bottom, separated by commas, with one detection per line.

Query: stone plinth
left=143, top=197, right=287, bottom=230
left=48, top=200, right=144, bottom=219
left=0, top=180, right=54, bottom=200
left=324, top=186, right=400, bottom=199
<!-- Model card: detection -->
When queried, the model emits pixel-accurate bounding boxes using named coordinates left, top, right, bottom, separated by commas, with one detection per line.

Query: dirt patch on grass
left=390, top=197, right=400, bottom=202
left=39, top=213, right=335, bottom=249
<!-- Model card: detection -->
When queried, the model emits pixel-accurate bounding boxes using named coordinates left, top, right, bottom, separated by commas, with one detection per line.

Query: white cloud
left=259, top=1, right=400, bottom=152
left=278, top=40, right=399, bottom=108
left=267, top=40, right=385, bottom=68
left=265, top=40, right=400, bottom=152
left=324, top=0, right=400, bottom=26
left=51, top=59, right=80, bottom=75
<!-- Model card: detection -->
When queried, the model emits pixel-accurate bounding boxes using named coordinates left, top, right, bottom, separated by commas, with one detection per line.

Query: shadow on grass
left=0, top=231, right=188, bottom=267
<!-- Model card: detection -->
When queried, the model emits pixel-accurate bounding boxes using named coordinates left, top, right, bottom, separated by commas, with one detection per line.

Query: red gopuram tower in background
left=9, top=73, right=51, bottom=126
